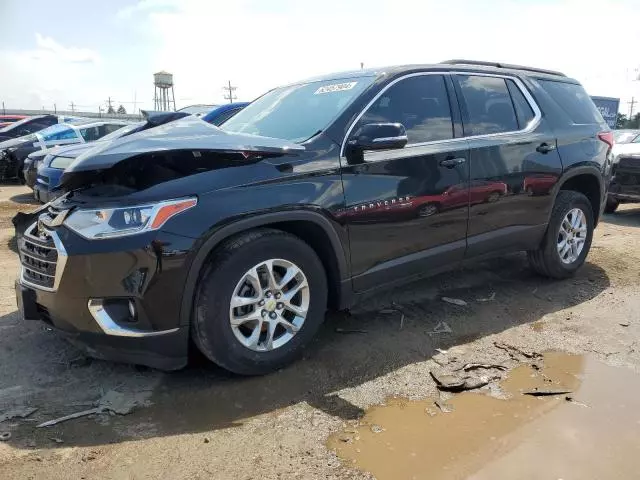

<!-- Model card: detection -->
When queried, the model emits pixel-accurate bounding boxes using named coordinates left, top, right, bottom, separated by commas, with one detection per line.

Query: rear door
left=452, top=73, right=563, bottom=257
left=340, top=73, right=471, bottom=291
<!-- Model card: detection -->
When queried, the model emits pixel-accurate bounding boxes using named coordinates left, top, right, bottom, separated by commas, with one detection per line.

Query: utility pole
left=106, top=96, right=114, bottom=114
left=98, top=106, right=103, bottom=118
left=223, top=80, right=237, bottom=104
left=54, top=103, right=57, bottom=114
left=360, top=62, right=364, bottom=70
left=629, top=97, right=637, bottom=119
left=132, top=91, right=138, bottom=115
left=69, top=101, right=76, bottom=113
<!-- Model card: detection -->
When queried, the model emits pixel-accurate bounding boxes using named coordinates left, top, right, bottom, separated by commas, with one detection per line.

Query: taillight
left=597, top=131, right=614, bottom=149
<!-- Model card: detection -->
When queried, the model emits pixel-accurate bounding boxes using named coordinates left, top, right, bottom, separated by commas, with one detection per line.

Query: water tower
left=153, top=71, right=176, bottom=111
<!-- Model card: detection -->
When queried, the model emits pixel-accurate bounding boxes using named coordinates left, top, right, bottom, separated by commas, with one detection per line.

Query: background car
left=33, top=103, right=248, bottom=202
left=0, top=120, right=130, bottom=183
left=606, top=129, right=640, bottom=213
left=177, top=104, right=219, bottom=116
left=612, top=129, right=640, bottom=163
left=0, top=115, right=27, bottom=129
left=0, top=114, right=86, bottom=141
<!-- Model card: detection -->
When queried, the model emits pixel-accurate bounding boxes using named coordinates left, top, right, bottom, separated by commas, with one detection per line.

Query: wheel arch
left=179, top=211, right=352, bottom=327
left=552, top=166, right=604, bottom=226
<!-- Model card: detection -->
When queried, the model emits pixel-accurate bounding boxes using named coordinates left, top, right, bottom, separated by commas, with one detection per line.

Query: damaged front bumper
left=13, top=204, right=196, bottom=370
left=608, top=155, right=640, bottom=204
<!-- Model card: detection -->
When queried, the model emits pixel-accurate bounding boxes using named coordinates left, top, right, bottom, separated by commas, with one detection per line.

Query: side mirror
left=348, top=123, right=408, bottom=151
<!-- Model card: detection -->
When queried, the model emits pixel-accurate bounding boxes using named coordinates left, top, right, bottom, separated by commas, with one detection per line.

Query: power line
left=223, top=80, right=237, bottom=104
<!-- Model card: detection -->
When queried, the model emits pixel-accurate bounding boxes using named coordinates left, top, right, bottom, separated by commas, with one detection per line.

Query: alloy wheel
left=557, top=208, right=587, bottom=264
left=229, top=259, right=310, bottom=352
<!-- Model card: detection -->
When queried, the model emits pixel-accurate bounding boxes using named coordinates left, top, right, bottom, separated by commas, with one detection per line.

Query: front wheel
left=191, top=229, right=328, bottom=375
left=528, top=190, right=594, bottom=279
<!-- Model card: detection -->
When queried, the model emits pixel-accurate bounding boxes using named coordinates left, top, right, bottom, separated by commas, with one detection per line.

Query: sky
left=1, top=0, right=639, bottom=115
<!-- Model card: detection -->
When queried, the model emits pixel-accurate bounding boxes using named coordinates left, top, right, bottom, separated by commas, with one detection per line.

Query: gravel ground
left=0, top=185, right=639, bottom=479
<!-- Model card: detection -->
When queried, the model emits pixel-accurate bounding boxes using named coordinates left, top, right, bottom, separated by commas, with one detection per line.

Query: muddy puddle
left=329, top=352, right=640, bottom=480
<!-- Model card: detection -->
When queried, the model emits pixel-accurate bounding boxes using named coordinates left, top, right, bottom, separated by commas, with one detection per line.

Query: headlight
left=64, top=197, right=197, bottom=239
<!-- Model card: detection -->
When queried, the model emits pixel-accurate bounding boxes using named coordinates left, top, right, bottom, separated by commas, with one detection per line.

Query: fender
left=548, top=164, right=605, bottom=224
left=179, top=210, right=351, bottom=326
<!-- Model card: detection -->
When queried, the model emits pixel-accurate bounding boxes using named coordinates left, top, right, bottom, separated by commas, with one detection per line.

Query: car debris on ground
left=441, top=297, right=468, bottom=306
left=522, top=389, right=573, bottom=397
left=36, top=390, right=145, bottom=428
left=476, top=292, right=496, bottom=302
left=0, top=406, right=38, bottom=423
left=428, top=321, right=453, bottom=335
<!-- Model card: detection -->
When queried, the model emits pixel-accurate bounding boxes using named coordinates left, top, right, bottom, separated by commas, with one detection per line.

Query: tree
left=107, top=105, right=116, bottom=115
left=117, top=105, right=127, bottom=114
left=616, top=113, right=628, bottom=129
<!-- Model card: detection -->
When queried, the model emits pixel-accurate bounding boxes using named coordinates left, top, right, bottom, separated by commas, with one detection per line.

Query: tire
left=418, top=203, right=439, bottom=217
left=528, top=190, right=594, bottom=279
left=191, top=228, right=328, bottom=375
left=487, top=191, right=501, bottom=203
left=604, top=197, right=619, bottom=214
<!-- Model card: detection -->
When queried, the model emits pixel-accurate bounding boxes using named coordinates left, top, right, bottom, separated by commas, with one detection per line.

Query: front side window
left=456, top=75, right=519, bottom=136
left=353, top=75, right=454, bottom=144
left=222, top=76, right=375, bottom=142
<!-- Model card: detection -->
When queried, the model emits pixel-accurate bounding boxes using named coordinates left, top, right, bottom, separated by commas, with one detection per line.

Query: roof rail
left=440, top=59, right=566, bottom=77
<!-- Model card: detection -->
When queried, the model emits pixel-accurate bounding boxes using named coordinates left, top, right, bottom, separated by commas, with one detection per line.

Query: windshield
left=178, top=105, right=218, bottom=115
left=222, top=76, right=375, bottom=142
left=614, top=131, right=640, bottom=144
left=40, top=124, right=79, bottom=142
left=99, top=123, right=143, bottom=141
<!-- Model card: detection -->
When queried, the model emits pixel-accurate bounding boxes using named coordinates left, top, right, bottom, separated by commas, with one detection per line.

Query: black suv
left=14, top=61, right=612, bottom=374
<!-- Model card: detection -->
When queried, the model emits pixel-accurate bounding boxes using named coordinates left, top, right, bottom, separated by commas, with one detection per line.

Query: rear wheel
left=418, top=203, right=439, bottom=217
left=528, top=191, right=594, bottom=279
left=604, top=197, right=619, bottom=214
left=487, top=191, right=501, bottom=203
left=191, top=229, right=327, bottom=375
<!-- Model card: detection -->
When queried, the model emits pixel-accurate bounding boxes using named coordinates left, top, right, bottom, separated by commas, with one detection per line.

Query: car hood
left=0, top=135, right=36, bottom=151
left=613, top=143, right=640, bottom=157
left=65, top=115, right=305, bottom=174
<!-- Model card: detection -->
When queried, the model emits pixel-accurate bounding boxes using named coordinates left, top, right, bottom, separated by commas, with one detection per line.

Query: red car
left=0, top=115, right=28, bottom=129
left=523, top=175, right=557, bottom=196
left=414, top=180, right=508, bottom=217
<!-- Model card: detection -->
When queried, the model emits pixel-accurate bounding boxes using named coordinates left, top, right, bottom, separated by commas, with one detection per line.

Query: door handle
left=440, top=157, right=466, bottom=168
left=536, top=143, right=556, bottom=154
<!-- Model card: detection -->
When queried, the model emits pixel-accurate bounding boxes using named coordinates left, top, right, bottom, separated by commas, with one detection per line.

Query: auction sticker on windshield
left=314, top=82, right=357, bottom=94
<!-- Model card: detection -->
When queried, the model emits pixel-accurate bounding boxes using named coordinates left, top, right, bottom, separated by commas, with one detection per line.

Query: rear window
left=539, top=80, right=604, bottom=125
left=456, top=75, right=519, bottom=136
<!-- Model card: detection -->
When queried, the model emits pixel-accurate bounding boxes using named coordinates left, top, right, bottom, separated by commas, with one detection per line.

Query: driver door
left=340, top=73, right=470, bottom=291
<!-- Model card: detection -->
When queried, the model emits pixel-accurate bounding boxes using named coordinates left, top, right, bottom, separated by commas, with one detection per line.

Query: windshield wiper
left=302, top=130, right=323, bottom=142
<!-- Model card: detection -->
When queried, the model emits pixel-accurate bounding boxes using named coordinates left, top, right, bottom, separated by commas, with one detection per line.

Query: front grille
left=19, top=225, right=59, bottom=290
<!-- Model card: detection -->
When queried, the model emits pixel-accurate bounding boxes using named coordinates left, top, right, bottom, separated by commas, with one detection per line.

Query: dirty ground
left=1, top=185, right=639, bottom=480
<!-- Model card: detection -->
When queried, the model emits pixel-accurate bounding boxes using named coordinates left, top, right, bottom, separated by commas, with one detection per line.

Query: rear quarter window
left=538, top=80, right=605, bottom=125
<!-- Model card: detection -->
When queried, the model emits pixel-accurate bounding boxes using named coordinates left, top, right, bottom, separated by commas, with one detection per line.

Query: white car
left=612, top=129, right=640, bottom=163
